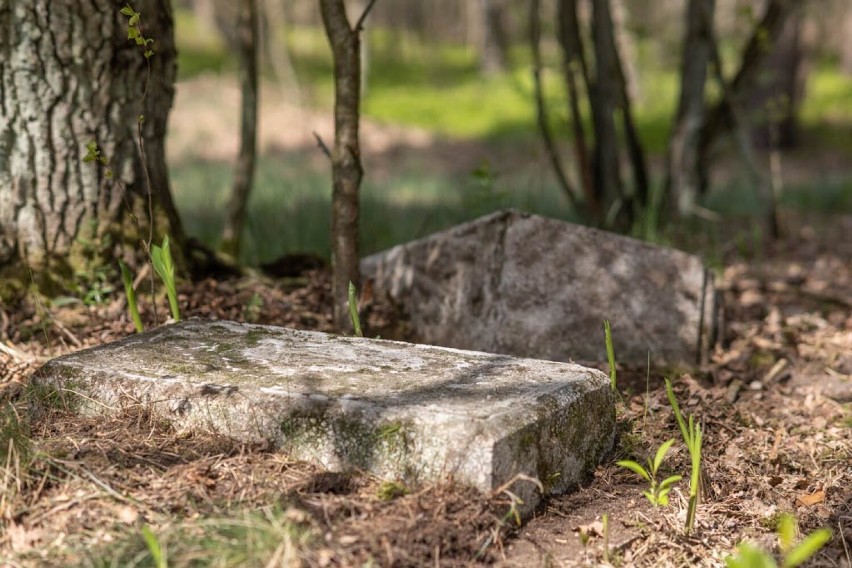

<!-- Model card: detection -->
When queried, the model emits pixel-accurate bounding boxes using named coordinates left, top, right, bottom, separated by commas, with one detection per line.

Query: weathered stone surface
left=32, top=319, right=616, bottom=515
left=362, top=209, right=722, bottom=364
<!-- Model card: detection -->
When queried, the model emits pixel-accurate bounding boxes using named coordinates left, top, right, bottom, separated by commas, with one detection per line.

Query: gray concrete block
left=32, top=319, right=616, bottom=515
left=362, top=209, right=722, bottom=365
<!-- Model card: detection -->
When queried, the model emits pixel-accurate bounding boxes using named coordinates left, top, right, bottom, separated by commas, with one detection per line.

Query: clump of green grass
left=665, top=378, right=703, bottom=535
left=151, top=235, right=180, bottom=322
left=171, top=155, right=573, bottom=265
left=0, top=403, right=31, bottom=517
left=119, top=261, right=144, bottom=333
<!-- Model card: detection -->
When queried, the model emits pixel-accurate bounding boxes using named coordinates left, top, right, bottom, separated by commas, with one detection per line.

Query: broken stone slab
left=361, top=209, right=722, bottom=365
left=32, top=319, right=616, bottom=516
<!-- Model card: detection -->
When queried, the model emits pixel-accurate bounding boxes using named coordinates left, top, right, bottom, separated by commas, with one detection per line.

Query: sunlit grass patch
left=175, top=9, right=852, bottom=155
left=171, top=154, right=577, bottom=264
left=801, top=65, right=852, bottom=126
left=16, top=506, right=320, bottom=567
left=174, top=8, right=234, bottom=79
left=87, top=507, right=319, bottom=567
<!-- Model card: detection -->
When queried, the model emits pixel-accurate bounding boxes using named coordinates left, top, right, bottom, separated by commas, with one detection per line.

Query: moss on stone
left=280, top=410, right=413, bottom=473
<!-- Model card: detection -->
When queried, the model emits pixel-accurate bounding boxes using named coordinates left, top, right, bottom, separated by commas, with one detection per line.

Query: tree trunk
left=748, top=7, right=807, bottom=150
left=589, top=0, right=626, bottom=226
left=843, top=3, right=852, bottom=75
left=556, top=0, right=597, bottom=216
left=258, top=0, right=301, bottom=93
left=475, top=0, right=510, bottom=75
left=696, top=0, right=797, bottom=194
left=602, top=0, right=649, bottom=212
left=665, top=0, right=715, bottom=217
left=0, top=0, right=183, bottom=291
left=320, top=0, right=371, bottom=333
left=221, top=0, right=260, bottom=260
left=529, top=0, right=581, bottom=213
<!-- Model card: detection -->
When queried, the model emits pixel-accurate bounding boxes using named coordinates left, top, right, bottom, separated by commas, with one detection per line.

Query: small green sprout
left=725, top=513, right=831, bottom=568
left=119, top=260, right=144, bottom=332
left=604, top=319, right=616, bottom=392
left=244, top=292, right=263, bottom=323
left=151, top=235, right=180, bottom=322
left=140, top=525, right=167, bottom=568
left=348, top=281, right=363, bottom=337
left=617, top=439, right=682, bottom=507
left=666, top=378, right=703, bottom=534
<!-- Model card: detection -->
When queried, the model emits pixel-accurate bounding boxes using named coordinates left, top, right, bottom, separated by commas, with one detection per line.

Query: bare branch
left=355, top=0, right=379, bottom=32
left=312, top=131, right=332, bottom=159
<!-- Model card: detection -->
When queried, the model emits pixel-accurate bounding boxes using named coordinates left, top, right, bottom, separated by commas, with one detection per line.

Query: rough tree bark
left=220, top=0, right=260, bottom=259
left=320, top=0, right=374, bottom=333
left=665, top=0, right=715, bottom=217
left=0, top=0, right=183, bottom=292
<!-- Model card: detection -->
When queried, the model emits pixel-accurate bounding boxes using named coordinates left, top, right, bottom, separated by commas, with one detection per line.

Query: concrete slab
left=362, top=209, right=723, bottom=365
left=32, top=319, right=616, bottom=515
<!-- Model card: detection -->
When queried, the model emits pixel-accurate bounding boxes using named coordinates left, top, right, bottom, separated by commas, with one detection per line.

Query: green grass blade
left=152, top=235, right=180, bottom=322
left=783, top=529, right=831, bottom=568
left=725, top=543, right=777, bottom=568
left=348, top=281, right=363, bottom=337
left=616, top=460, right=651, bottom=482
left=140, top=525, right=167, bottom=568
left=653, top=439, right=676, bottom=473
left=119, top=260, right=143, bottom=333
left=658, top=474, right=683, bottom=490
left=665, top=378, right=690, bottom=443
left=604, top=320, right=616, bottom=392
left=689, top=421, right=702, bottom=496
left=777, top=513, right=796, bottom=553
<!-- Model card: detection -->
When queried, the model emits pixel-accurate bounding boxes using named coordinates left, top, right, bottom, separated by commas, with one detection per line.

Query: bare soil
left=0, top=78, right=850, bottom=566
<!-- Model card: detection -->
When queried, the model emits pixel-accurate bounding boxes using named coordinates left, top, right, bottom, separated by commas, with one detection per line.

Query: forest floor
left=1, top=83, right=851, bottom=565
left=1, top=210, right=849, bottom=567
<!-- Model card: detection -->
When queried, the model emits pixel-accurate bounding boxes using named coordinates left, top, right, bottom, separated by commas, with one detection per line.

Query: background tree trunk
left=665, top=0, right=715, bottom=217
left=320, top=0, right=371, bottom=333
left=556, top=0, right=597, bottom=216
left=589, top=0, right=626, bottom=225
left=748, top=7, right=807, bottom=150
left=475, top=0, right=510, bottom=75
left=0, top=0, right=183, bottom=290
left=221, top=0, right=260, bottom=259
left=842, top=2, right=852, bottom=74
left=529, top=0, right=581, bottom=213
left=696, top=0, right=797, bottom=194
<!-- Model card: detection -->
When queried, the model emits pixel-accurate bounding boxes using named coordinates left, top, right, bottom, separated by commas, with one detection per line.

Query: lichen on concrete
left=31, top=318, right=616, bottom=517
